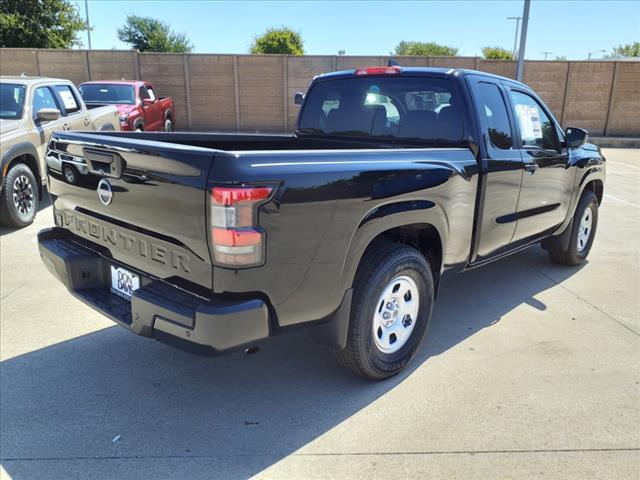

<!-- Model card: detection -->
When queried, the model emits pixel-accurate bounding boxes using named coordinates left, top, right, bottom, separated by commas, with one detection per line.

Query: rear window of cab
left=298, top=75, right=463, bottom=142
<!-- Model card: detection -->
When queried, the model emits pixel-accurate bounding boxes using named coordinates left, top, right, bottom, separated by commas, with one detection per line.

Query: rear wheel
left=547, top=190, right=599, bottom=265
left=334, top=242, right=434, bottom=380
left=62, top=164, right=79, bottom=185
left=0, top=163, right=39, bottom=228
left=164, top=118, right=173, bottom=132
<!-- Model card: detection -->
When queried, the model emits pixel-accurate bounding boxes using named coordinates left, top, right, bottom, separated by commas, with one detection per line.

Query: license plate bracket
left=110, top=265, right=140, bottom=301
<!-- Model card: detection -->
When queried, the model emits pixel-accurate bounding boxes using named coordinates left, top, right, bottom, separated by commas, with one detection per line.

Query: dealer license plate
left=110, top=265, right=140, bottom=301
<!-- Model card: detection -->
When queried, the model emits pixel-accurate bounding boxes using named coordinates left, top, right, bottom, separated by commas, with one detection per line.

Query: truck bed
left=45, top=130, right=478, bottom=327
left=92, top=131, right=469, bottom=151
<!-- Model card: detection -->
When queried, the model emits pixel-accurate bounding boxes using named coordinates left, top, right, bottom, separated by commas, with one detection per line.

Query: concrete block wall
left=0, top=48, right=637, bottom=136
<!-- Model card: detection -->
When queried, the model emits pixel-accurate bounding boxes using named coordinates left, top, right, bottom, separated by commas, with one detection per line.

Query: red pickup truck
left=79, top=80, right=175, bottom=132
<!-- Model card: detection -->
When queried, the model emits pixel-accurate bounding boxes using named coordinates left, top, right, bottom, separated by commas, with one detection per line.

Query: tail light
left=210, top=186, right=274, bottom=267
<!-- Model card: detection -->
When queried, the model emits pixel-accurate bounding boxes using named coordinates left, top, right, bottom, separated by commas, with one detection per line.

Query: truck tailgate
left=46, top=132, right=215, bottom=290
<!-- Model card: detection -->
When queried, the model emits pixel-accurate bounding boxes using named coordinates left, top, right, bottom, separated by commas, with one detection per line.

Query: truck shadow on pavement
left=0, top=247, right=584, bottom=479
left=0, top=192, right=51, bottom=237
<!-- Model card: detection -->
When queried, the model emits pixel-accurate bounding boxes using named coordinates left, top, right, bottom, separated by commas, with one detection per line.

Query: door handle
left=524, top=163, right=539, bottom=174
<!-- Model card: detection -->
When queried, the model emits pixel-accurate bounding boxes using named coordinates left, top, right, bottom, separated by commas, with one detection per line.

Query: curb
left=590, top=137, right=640, bottom=148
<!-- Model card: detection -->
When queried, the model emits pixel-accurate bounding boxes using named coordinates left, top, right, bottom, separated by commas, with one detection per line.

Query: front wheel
left=547, top=190, right=599, bottom=265
left=0, top=163, right=39, bottom=228
left=334, top=242, right=434, bottom=380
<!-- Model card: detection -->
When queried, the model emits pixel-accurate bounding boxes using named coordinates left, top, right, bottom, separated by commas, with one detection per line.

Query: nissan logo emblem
left=97, top=179, right=113, bottom=206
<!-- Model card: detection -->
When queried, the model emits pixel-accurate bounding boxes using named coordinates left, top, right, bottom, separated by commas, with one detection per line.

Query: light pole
left=515, top=0, right=530, bottom=81
left=507, top=16, right=522, bottom=59
left=84, top=0, right=92, bottom=49
left=587, top=50, right=606, bottom=59
left=541, top=51, right=552, bottom=60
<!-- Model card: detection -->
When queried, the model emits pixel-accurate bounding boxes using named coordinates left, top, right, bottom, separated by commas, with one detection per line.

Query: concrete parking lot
left=1, top=148, right=638, bottom=479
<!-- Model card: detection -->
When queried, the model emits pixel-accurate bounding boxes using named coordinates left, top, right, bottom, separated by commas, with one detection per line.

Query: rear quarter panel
left=211, top=148, right=478, bottom=327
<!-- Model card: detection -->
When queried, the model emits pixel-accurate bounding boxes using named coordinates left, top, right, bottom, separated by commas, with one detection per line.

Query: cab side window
left=510, top=91, right=557, bottom=150
left=477, top=82, right=513, bottom=150
left=139, top=86, right=150, bottom=101
left=32, top=87, right=59, bottom=119
left=146, top=86, right=157, bottom=101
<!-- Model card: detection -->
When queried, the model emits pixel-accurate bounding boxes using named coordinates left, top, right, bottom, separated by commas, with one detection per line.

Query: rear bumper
left=37, top=228, right=270, bottom=356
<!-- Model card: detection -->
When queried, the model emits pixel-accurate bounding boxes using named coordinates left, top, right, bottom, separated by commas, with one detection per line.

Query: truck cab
left=78, top=80, right=175, bottom=133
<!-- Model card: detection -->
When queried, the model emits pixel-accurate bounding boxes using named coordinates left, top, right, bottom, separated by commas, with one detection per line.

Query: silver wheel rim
left=64, top=167, right=75, bottom=183
left=577, top=206, right=593, bottom=252
left=372, top=275, right=419, bottom=354
left=165, top=119, right=172, bottom=132
left=12, top=174, right=34, bottom=216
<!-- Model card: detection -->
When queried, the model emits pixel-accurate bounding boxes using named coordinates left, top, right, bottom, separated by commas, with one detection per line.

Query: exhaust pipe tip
left=245, top=346, right=261, bottom=355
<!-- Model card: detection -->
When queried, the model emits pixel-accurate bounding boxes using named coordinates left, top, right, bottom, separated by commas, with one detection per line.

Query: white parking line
left=607, top=161, right=640, bottom=171
left=605, top=194, right=640, bottom=208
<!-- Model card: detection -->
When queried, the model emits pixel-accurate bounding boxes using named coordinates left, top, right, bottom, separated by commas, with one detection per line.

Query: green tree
left=0, top=0, right=86, bottom=48
left=607, top=42, right=640, bottom=58
left=555, top=55, right=567, bottom=61
left=393, top=41, right=458, bottom=56
left=117, top=15, right=192, bottom=53
left=481, top=46, right=513, bottom=60
left=250, top=27, right=304, bottom=55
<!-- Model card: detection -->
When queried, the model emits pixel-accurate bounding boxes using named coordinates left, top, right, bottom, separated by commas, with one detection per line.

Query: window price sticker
left=59, top=89, right=78, bottom=110
left=515, top=104, right=542, bottom=140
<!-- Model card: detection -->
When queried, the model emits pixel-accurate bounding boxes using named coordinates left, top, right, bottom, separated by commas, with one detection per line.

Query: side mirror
left=37, top=108, right=61, bottom=122
left=294, top=92, right=304, bottom=105
left=565, top=127, right=588, bottom=149
left=143, top=98, right=154, bottom=105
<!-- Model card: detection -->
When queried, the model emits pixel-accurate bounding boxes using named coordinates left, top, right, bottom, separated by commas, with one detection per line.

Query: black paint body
left=41, top=68, right=606, bottom=351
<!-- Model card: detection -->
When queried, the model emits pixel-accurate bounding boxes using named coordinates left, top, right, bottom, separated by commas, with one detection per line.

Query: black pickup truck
left=39, top=66, right=605, bottom=379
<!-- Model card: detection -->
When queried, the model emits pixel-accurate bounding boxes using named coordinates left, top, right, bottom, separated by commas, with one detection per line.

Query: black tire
left=334, top=242, right=434, bottom=380
left=0, top=163, right=39, bottom=228
left=547, top=190, right=599, bottom=266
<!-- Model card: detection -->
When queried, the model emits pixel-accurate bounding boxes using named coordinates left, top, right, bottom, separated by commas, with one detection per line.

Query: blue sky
left=77, top=0, right=640, bottom=60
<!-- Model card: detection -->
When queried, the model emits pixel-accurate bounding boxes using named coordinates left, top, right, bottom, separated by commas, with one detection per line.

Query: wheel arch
left=359, top=223, right=443, bottom=295
left=341, top=203, right=447, bottom=295
left=1, top=143, right=42, bottom=198
left=582, top=178, right=603, bottom=206
left=132, top=117, right=145, bottom=130
left=311, top=208, right=446, bottom=350
left=543, top=176, right=604, bottom=253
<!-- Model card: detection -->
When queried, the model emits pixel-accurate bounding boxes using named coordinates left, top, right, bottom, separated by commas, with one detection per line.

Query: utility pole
left=516, top=0, right=530, bottom=81
left=541, top=51, right=552, bottom=60
left=507, top=16, right=522, bottom=59
left=84, top=0, right=92, bottom=49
